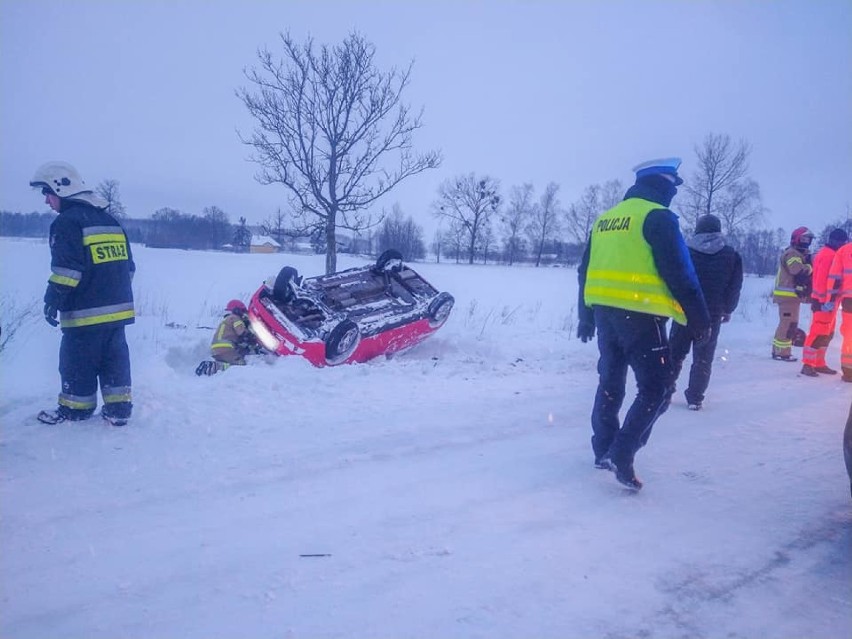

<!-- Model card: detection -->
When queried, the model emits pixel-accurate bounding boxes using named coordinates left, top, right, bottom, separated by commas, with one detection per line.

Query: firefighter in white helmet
left=29, top=161, right=135, bottom=426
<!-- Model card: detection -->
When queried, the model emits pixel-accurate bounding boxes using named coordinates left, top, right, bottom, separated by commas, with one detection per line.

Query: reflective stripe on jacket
left=772, top=246, right=812, bottom=301
left=46, top=201, right=135, bottom=331
left=810, top=246, right=837, bottom=303
left=210, top=313, right=248, bottom=356
left=584, top=198, right=686, bottom=325
left=828, top=243, right=852, bottom=300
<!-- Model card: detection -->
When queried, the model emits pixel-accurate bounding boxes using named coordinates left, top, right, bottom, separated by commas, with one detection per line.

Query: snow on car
left=247, top=250, right=454, bottom=367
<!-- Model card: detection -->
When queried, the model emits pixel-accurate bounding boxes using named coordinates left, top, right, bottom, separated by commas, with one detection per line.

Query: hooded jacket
left=686, top=232, right=743, bottom=318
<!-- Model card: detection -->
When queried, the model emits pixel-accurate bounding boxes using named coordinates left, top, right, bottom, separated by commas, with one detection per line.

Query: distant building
left=249, top=234, right=281, bottom=254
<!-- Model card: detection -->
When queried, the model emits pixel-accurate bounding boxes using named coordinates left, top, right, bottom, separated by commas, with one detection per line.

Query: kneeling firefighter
left=196, top=300, right=258, bottom=375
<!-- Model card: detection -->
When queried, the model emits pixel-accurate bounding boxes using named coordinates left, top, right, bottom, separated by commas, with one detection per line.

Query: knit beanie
left=828, top=228, right=849, bottom=250
left=694, top=214, right=722, bottom=234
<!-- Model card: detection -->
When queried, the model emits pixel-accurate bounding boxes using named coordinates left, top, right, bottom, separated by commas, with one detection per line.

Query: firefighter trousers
left=57, top=325, right=132, bottom=421
left=772, top=298, right=802, bottom=357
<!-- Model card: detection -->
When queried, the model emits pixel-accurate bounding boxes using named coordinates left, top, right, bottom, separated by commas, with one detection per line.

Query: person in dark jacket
left=577, top=157, right=711, bottom=490
left=29, top=161, right=135, bottom=426
left=667, top=214, right=743, bottom=410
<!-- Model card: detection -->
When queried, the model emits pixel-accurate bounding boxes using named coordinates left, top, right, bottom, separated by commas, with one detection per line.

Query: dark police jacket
left=46, top=200, right=135, bottom=331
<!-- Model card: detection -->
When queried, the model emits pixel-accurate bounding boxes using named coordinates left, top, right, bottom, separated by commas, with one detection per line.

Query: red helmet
left=226, top=299, right=247, bottom=315
left=790, top=226, right=814, bottom=248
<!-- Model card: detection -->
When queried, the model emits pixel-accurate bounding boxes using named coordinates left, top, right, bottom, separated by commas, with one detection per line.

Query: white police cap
left=632, top=157, right=683, bottom=185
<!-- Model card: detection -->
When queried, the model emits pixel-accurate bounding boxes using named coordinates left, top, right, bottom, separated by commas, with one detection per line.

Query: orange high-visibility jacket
left=811, top=245, right=839, bottom=303
left=828, top=243, right=852, bottom=301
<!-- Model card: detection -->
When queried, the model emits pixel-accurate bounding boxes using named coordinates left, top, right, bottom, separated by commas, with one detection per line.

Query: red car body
left=247, top=252, right=454, bottom=367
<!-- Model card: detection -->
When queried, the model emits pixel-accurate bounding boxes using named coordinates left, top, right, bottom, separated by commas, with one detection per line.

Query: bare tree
left=502, top=183, right=534, bottom=265
left=600, top=179, right=624, bottom=210
left=442, top=220, right=467, bottom=264
left=261, top=207, right=291, bottom=247
left=238, top=31, right=441, bottom=274
left=526, top=182, right=562, bottom=267
left=565, top=179, right=624, bottom=244
left=376, top=203, right=425, bottom=259
left=96, top=179, right=126, bottom=218
left=430, top=229, right=444, bottom=263
left=683, top=133, right=762, bottom=233
left=433, top=174, right=500, bottom=264
left=476, top=219, right=496, bottom=264
left=717, top=178, right=765, bottom=235
left=202, top=206, right=232, bottom=248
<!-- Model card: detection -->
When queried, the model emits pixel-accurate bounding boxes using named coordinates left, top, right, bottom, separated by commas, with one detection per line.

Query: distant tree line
left=2, top=131, right=849, bottom=275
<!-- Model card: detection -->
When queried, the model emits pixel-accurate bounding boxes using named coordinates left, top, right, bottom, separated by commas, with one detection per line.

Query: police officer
left=30, top=162, right=135, bottom=426
left=577, top=158, right=710, bottom=490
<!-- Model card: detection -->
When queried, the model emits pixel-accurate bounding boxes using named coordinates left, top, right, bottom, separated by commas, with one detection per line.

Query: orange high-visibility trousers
left=840, top=306, right=852, bottom=377
left=803, top=307, right=838, bottom=367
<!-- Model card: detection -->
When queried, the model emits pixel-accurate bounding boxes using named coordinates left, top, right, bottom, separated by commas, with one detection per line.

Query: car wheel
left=273, top=266, right=300, bottom=303
left=427, top=292, right=454, bottom=328
left=325, top=319, right=361, bottom=365
left=375, top=249, right=403, bottom=273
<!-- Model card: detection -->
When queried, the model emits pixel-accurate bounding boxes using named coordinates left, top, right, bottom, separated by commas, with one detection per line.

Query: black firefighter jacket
left=46, top=200, right=135, bottom=331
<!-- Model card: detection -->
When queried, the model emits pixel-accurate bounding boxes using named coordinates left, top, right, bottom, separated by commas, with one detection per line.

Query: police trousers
left=590, top=307, right=672, bottom=469
left=58, top=325, right=132, bottom=420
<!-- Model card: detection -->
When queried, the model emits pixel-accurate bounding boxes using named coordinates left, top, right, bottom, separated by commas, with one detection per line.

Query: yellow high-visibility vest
left=584, top=198, right=687, bottom=325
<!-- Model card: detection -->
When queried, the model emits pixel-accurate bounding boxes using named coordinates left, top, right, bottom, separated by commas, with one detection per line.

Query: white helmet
left=29, top=161, right=107, bottom=208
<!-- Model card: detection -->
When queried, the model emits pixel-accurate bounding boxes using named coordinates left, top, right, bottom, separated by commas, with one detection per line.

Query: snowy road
left=2, top=241, right=850, bottom=638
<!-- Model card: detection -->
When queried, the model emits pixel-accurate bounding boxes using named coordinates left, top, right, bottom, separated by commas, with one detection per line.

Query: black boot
left=814, top=365, right=838, bottom=375
left=609, top=458, right=643, bottom=490
left=800, top=365, right=819, bottom=377
left=594, top=456, right=614, bottom=471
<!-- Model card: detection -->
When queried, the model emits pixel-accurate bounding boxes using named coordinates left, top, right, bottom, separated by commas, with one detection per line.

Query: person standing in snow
left=826, top=240, right=852, bottom=382
left=577, top=158, right=710, bottom=490
left=770, top=227, right=814, bottom=361
left=801, top=228, right=848, bottom=377
left=668, top=214, right=743, bottom=410
left=196, top=299, right=256, bottom=375
left=30, top=162, right=135, bottom=426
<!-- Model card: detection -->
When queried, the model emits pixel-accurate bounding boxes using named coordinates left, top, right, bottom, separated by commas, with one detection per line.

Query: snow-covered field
left=1, top=236, right=850, bottom=639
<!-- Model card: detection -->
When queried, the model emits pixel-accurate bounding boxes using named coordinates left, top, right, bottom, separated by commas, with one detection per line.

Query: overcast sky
left=1, top=0, right=850, bottom=240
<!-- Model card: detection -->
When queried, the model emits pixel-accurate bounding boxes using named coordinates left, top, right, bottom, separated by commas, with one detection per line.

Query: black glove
left=577, top=321, right=595, bottom=343
left=43, top=303, right=59, bottom=327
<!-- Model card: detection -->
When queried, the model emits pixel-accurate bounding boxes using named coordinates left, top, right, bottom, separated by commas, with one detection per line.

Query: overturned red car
left=247, top=250, right=454, bottom=367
